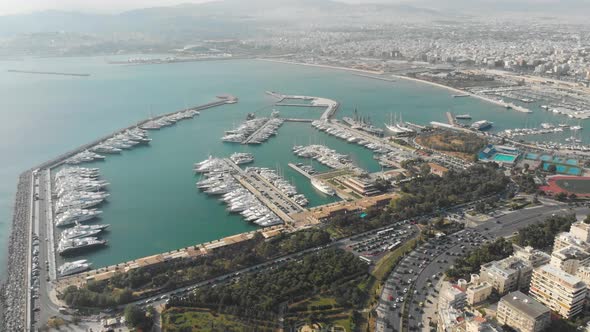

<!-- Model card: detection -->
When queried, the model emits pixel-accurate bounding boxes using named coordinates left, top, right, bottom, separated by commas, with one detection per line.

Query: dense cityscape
left=2, top=1, right=590, bottom=332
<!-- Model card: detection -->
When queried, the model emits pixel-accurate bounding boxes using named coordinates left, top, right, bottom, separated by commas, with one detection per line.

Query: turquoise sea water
left=1, top=57, right=589, bottom=275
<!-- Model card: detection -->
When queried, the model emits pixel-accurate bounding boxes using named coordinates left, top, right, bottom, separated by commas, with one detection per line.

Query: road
left=30, top=169, right=61, bottom=331
left=376, top=203, right=587, bottom=332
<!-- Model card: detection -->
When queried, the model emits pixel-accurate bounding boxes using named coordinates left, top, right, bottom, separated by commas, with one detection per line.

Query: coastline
left=258, top=58, right=528, bottom=113
left=389, top=74, right=516, bottom=110
left=257, top=58, right=385, bottom=75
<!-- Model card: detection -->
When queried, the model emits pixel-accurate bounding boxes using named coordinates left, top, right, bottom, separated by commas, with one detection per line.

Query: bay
left=0, top=56, right=587, bottom=274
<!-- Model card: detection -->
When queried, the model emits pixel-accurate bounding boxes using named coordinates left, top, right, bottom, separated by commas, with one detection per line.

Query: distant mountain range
left=0, top=0, right=587, bottom=38
left=0, top=0, right=443, bottom=37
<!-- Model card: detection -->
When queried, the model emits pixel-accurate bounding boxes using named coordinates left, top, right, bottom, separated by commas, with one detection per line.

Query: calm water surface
left=1, top=57, right=587, bottom=274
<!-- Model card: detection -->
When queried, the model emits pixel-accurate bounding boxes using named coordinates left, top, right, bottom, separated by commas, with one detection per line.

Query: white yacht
left=58, top=260, right=92, bottom=276
left=311, top=178, right=335, bottom=196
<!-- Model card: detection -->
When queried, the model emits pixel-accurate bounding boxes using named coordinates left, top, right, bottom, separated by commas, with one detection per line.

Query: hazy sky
left=0, top=0, right=397, bottom=15
left=0, top=0, right=215, bottom=15
left=0, top=0, right=583, bottom=15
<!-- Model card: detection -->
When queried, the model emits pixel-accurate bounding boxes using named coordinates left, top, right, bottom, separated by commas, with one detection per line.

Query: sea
left=0, top=56, right=588, bottom=277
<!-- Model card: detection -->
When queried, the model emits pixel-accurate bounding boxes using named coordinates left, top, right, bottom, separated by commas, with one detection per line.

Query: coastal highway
left=34, top=170, right=61, bottom=330
left=379, top=203, right=586, bottom=332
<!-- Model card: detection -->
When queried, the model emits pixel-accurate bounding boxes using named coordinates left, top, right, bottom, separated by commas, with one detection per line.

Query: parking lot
left=376, top=228, right=487, bottom=331
left=343, top=221, right=418, bottom=261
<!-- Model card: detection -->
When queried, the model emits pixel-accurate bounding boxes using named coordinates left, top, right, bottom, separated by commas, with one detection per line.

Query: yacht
left=58, top=260, right=92, bottom=276
left=58, top=237, right=107, bottom=255
left=311, top=178, right=335, bottom=196
left=471, top=120, right=493, bottom=131
left=55, top=208, right=102, bottom=227
left=455, top=114, right=472, bottom=120
left=385, top=113, right=415, bottom=135
left=60, top=225, right=106, bottom=240
left=230, top=152, right=255, bottom=165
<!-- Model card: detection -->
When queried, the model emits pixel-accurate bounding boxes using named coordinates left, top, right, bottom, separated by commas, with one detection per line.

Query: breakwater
left=0, top=171, right=32, bottom=331
left=36, top=96, right=236, bottom=170
left=7, top=69, right=90, bottom=77
left=0, top=96, right=237, bottom=331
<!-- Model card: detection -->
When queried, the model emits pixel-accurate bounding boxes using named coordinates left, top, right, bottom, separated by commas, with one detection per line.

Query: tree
left=124, top=304, right=152, bottom=329
left=547, top=164, right=557, bottom=174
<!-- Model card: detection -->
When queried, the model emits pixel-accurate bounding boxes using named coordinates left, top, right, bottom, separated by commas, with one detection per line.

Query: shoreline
left=389, top=74, right=521, bottom=110
left=258, top=58, right=529, bottom=113
left=257, top=58, right=385, bottom=75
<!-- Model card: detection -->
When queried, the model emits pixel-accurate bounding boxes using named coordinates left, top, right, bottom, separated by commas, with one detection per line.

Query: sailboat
left=385, top=113, right=415, bottom=134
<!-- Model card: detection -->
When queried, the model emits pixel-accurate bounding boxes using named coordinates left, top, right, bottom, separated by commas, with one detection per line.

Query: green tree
left=124, top=304, right=151, bottom=329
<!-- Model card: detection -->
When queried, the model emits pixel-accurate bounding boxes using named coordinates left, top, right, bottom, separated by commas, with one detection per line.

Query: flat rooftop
left=501, top=291, right=549, bottom=319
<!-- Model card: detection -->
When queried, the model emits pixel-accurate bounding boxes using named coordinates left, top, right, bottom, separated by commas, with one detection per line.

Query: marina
left=222, top=117, right=284, bottom=144
left=5, top=58, right=590, bottom=330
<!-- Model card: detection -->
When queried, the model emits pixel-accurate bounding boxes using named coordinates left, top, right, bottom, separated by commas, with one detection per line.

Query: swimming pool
left=542, top=163, right=582, bottom=176
left=525, top=153, right=539, bottom=160
left=568, top=167, right=582, bottom=175
left=566, top=159, right=579, bottom=166
left=493, top=153, right=517, bottom=163
left=540, top=155, right=552, bottom=162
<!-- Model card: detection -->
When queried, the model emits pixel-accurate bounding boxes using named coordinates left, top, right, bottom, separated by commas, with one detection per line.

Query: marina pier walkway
left=266, top=91, right=339, bottom=120
left=223, top=158, right=302, bottom=225
left=446, top=111, right=457, bottom=126
left=288, top=163, right=312, bottom=179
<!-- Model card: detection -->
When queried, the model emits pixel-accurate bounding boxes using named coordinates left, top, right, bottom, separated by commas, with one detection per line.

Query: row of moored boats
left=222, top=118, right=284, bottom=144
left=140, top=109, right=200, bottom=130
left=91, top=127, right=152, bottom=154
left=293, top=144, right=364, bottom=173
left=195, top=157, right=283, bottom=227
left=54, top=168, right=109, bottom=275
left=311, top=120, right=393, bottom=154
left=58, top=109, right=203, bottom=277
left=246, top=167, right=308, bottom=206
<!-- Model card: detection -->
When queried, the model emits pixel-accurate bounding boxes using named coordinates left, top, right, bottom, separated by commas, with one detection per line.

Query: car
left=403, top=288, right=408, bottom=293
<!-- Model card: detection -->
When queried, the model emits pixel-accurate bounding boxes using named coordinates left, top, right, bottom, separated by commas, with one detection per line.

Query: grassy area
left=162, top=308, right=275, bottom=332
left=307, top=296, right=338, bottom=308
left=372, top=238, right=419, bottom=281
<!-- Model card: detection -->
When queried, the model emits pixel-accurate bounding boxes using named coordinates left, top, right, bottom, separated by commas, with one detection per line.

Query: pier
left=241, top=119, right=278, bottom=144
left=266, top=91, right=339, bottom=121
left=446, top=111, right=457, bottom=126
left=224, top=158, right=302, bottom=224
left=284, top=118, right=314, bottom=123
left=288, top=163, right=313, bottom=179
left=3, top=95, right=240, bottom=331
left=37, top=95, right=237, bottom=170
left=7, top=69, right=90, bottom=77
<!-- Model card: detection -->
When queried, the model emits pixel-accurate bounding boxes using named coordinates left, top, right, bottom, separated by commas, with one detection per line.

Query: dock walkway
left=288, top=163, right=313, bottom=180
left=446, top=111, right=457, bottom=126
